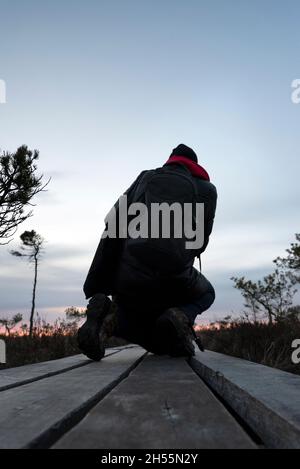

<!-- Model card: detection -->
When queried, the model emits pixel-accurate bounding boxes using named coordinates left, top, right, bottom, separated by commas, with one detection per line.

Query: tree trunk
left=268, top=311, right=273, bottom=325
left=29, top=255, right=38, bottom=337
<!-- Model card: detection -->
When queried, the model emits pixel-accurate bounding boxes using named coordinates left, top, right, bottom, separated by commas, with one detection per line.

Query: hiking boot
left=77, top=293, right=112, bottom=361
left=156, top=307, right=203, bottom=357
left=100, top=300, right=119, bottom=343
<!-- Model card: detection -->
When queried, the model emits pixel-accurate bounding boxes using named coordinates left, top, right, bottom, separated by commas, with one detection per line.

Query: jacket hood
left=164, top=155, right=210, bottom=181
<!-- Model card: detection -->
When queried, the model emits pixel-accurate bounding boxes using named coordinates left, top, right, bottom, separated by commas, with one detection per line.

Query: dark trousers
left=114, top=270, right=215, bottom=353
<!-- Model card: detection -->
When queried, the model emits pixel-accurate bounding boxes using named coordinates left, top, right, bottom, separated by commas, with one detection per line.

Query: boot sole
left=77, top=324, right=104, bottom=361
left=77, top=294, right=111, bottom=361
left=156, top=312, right=195, bottom=358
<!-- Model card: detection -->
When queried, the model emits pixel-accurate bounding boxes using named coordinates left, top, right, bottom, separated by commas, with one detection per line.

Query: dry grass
left=0, top=316, right=128, bottom=369
left=200, top=318, right=300, bottom=375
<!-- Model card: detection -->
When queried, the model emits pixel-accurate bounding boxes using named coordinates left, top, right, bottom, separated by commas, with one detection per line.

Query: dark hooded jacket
left=83, top=158, right=217, bottom=300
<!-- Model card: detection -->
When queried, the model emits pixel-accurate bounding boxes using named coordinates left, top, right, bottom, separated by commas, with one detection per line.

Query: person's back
left=78, top=144, right=217, bottom=360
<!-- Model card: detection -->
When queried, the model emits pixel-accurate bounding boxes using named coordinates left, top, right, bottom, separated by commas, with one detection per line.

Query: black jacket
left=83, top=164, right=217, bottom=300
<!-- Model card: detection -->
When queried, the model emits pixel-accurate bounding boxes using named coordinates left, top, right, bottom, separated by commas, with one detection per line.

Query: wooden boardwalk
left=0, top=345, right=299, bottom=449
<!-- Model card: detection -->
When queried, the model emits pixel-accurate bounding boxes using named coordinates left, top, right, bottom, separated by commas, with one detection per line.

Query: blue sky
left=0, top=0, right=299, bottom=324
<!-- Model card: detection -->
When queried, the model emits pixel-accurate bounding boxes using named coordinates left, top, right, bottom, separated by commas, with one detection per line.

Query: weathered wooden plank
left=54, top=354, right=256, bottom=449
left=0, top=345, right=134, bottom=392
left=0, top=354, right=90, bottom=392
left=0, top=347, right=146, bottom=449
left=190, top=350, right=300, bottom=449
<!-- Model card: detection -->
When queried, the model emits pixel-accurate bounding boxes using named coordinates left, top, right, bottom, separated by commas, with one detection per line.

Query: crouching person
left=78, top=144, right=217, bottom=360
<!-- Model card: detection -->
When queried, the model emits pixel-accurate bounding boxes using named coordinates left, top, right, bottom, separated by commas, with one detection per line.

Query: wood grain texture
left=0, top=347, right=146, bottom=449
left=0, top=346, right=135, bottom=392
left=190, top=350, right=300, bottom=448
left=54, top=354, right=256, bottom=449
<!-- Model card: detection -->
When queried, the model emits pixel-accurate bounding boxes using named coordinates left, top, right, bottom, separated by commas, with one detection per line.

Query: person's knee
left=206, top=284, right=216, bottom=308
left=195, top=275, right=215, bottom=299
left=192, top=279, right=215, bottom=313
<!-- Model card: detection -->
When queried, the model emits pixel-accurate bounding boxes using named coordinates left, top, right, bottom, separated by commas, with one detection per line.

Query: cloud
left=0, top=241, right=89, bottom=320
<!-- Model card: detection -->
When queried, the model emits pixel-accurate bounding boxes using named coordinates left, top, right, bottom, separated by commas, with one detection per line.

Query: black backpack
left=125, top=165, right=199, bottom=274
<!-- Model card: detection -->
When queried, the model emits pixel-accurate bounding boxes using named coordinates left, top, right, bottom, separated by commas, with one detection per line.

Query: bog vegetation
left=0, top=308, right=127, bottom=369
left=201, top=233, right=300, bottom=375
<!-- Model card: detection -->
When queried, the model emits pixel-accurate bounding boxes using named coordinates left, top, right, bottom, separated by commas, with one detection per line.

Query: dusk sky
left=0, top=0, right=299, bottom=325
